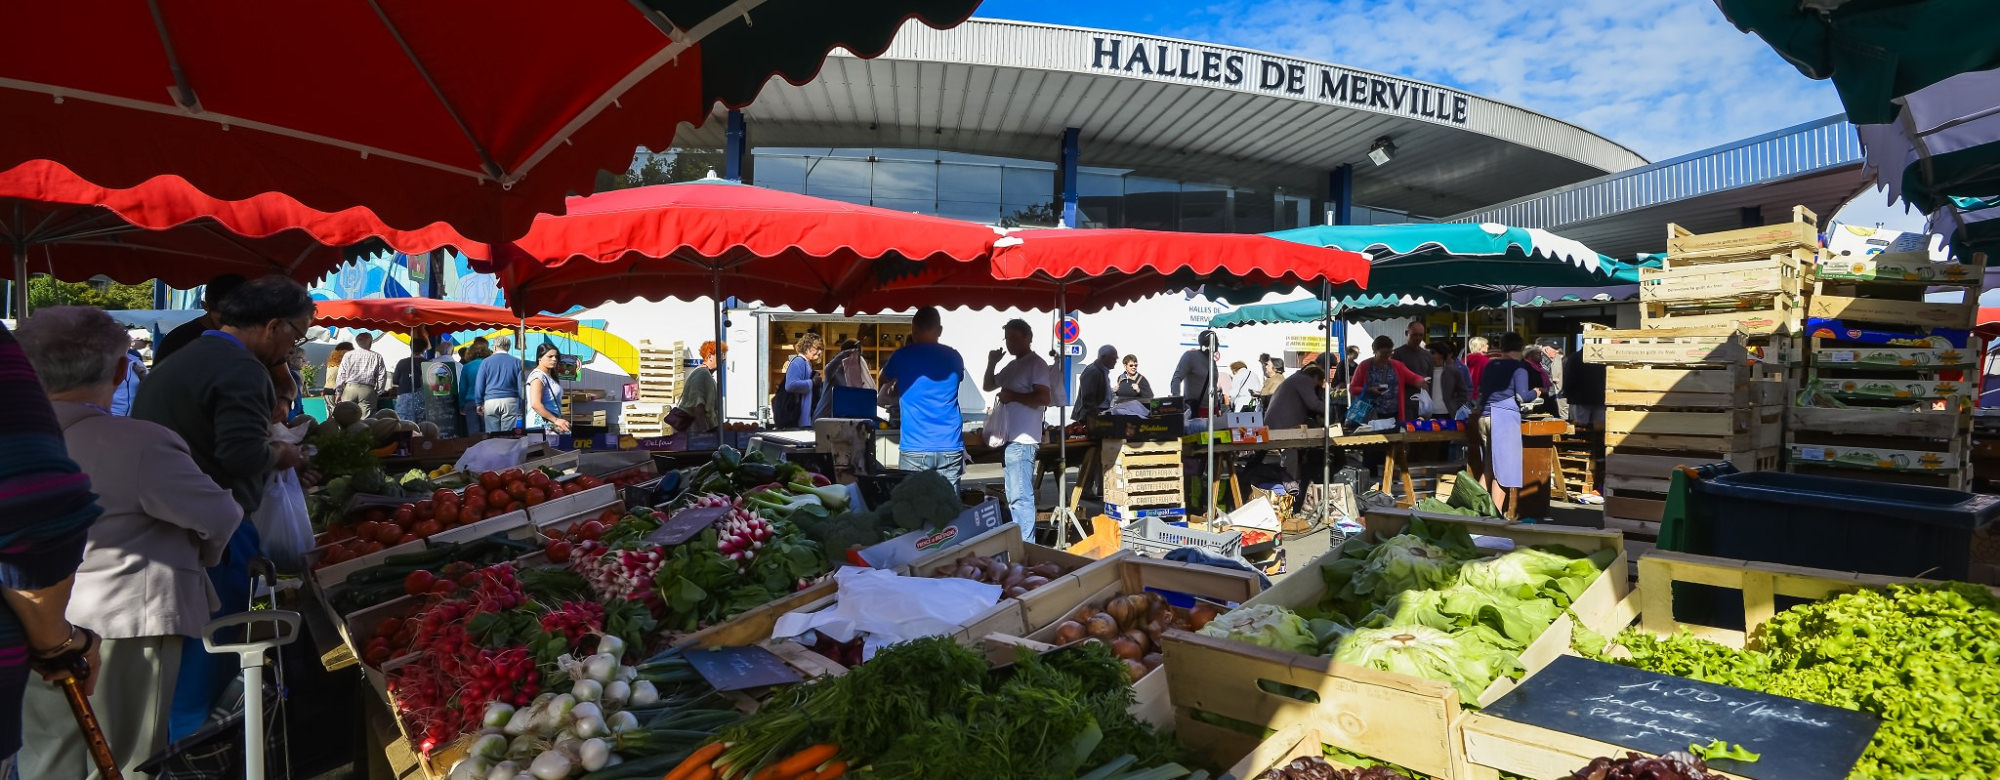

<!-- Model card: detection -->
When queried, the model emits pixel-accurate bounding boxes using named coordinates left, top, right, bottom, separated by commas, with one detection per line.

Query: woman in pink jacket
left=1348, top=335, right=1430, bottom=427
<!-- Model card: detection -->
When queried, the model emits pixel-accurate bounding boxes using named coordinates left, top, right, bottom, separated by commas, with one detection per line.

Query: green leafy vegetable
left=1329, top=625, right=1524, bottom=703
left=1196, top=605, right=1319, bottom=655
left=1688, top=740, right=1760, bottom=763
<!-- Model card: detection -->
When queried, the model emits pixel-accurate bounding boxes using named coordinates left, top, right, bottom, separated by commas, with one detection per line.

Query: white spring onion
left=606, top=710, right=639, bottom=734
left=603, top=680, right=630, bottom=709
left=578, top=738, right=612, bottom=772
left=628, top=680, right=660, bottom=707
left=570, top=678, right=603, bottom=703
left=470, top=733, right=509, bottom=763
left=482, top=702, right=516, bottom=730
left=527, top=750, right=571, bottom=780
left=484, top=761, right=518, bottom=780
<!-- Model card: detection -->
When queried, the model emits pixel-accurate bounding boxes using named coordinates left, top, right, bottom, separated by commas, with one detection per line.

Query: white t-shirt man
left=993, top=353, right=1052, bottom=445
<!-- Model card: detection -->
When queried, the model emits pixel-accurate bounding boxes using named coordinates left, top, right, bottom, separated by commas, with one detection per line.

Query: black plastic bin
left=1695, top=470, right=2000, bottom=580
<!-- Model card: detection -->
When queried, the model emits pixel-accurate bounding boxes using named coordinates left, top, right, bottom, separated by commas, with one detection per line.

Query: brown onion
left=1029, top=562, right=1064, bottom=579
left=1005, top=585, right=1028, bottom=598
left=1086, top=614, right=1119, bottom=640
left=1189, top=603, right=1220, bottom=631
left=1144, top=591, right=1168, bottom=612
left=1122, top=658, right=1149, bottom=682
left=1103, top=597, right=1136, bottom=627
left=1141, top=652, right=1163, bottom=670
left=1109, top=636, right=1143, bottom=660
left=1019, top=575, right=1049, bottom=590
left=1054, top=620, right=1086, bottom=644
left=1068, top=606, right=1096, bottom=625
left=1122, top=629, right=1151, bottom=651
left=1120, top=595, right=1154, bottom=628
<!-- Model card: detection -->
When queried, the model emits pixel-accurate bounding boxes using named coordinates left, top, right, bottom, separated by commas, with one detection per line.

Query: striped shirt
left=335, top=346, right=387, bottom=392
left=0, top=322, right=100, bottom=755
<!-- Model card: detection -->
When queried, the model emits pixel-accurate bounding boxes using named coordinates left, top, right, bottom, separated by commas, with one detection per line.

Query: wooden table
left=1206, top=428, right=1463, bottom=510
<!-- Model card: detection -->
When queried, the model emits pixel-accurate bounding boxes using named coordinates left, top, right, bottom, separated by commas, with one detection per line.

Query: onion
left=1085, top=613, right=1119, bottom=640
left=615, top=664, right=638, bottom=683
left=1029, top=562, right=1065, bottom=578
left=1005, top=585, right=1028, bottom=598
left=570, top=702, right=603, bottom=728
left=485, top=761, right=519, bottom=780
left=596, top=634, right=626, bottom=659
left=528, top=750, right=572, bottom=780
left=471, top=733, right=509, bottom=762
left=1122, top=629, right=1151, bottom=652
left=1019, top=575, right=1049, bottom=590
left=954, top=565, right=981, bottom=579
left=1109, top=637, right=1143, bottom=660
left=628, top=680, right=660, bottom=706
left=534, top=694, right=576, bottom=733
left=1120, top=595, right=1153, bottom=628
left=483, top=702, right=517, bottom=729
left=1142, top=652, right=1163, bottom=670
left=571, top=679, right=603, bottom=703
left=1122, top=658, right=1149, bottom=682
left=1054, top=621, right=1086, bottom=645
left=583, top=653, right=617, bottom=683
left=1103, top=598, right=1135, bottom=628
left=603, top=680, right=631, bottom=708
left=932, top=565, right=955, bottom=576
left=1189, top=603, right=1219, bottom=631
left=449, top=757, right=489, bottom=780
left=606, top=710, right=639, bottom=733
left=578, top=738, right=611, bottom=772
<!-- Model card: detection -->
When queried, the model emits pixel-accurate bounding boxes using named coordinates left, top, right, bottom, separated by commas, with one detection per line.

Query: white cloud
left=1170, top=0, right=1841, bottom=161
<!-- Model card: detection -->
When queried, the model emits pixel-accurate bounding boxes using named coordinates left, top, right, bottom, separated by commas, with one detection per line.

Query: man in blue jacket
left=475, top=336, right=525, bottom=434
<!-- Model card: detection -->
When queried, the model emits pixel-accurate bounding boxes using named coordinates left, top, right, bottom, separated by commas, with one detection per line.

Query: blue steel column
left=1328, top=164, right=1353, bottom=227
left=724, top=110, right=748, bottom=182
left=152, top=279, right=168, bottom=309
left=1059, top=127, right=1081, bottom=228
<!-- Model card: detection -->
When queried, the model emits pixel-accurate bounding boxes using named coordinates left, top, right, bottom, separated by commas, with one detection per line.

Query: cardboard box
left=1225, top=411, right=1265, bottom=429
left=1229, top=426, right=1270, bottom=443
left=855, top=499, right=1008, bottom=569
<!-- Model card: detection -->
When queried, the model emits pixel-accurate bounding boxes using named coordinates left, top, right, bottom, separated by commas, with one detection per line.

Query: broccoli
left=886, top=470, right=963, bottom=531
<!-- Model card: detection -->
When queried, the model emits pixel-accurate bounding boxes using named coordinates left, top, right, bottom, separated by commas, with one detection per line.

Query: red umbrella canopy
left=0, top=159, right=470, bottom=287
left=0, top=0, right=983, bottom=244
left=474, top=180, right=1002, bottom=314
left=313, top=298, right=578, bottom=334
left=873, top=228, right=1373, bottom=313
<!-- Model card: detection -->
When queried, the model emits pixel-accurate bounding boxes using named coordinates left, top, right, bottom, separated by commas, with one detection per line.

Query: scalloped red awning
left=975, top=228, right=1372, bottom=311
left=312, top=298, right=577, bottom=333
left=0, top=159, right=472, bottom=288
left=475, top=181, right=1003, bottom=314
left=0, top=0, right=983, bottom=244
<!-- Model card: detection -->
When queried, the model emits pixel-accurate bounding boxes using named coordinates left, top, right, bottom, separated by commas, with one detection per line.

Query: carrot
left=771, top=745, right=840, bottom=778
left=684, top=765, right=716, bottom=780
left=750, top=766, right=785, bottom=780
left=665, top=742, right=728, bottom=780
left=810, top=760, right=848, bottom=780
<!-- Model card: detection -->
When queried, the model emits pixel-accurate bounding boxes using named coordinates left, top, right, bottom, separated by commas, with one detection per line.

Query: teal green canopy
left=1208, top=293, right=1475, bottom=328
left=1712, top=0, right=2000, bottom=126
left=1263, top=223, right=1633, bottom=288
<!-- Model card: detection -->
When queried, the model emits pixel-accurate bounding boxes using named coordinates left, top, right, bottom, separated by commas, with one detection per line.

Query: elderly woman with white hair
left=13, top=306, right=244, bottom=780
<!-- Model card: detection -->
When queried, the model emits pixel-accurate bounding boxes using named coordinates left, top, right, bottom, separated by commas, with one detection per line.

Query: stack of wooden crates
left=1588, top=208, right=1820, bottom=536
left=1101, top=439, right=1186, bottom=522
left=620, top=340, right=687, bottom=438
left=1788, top=247, right=1983, bottom=490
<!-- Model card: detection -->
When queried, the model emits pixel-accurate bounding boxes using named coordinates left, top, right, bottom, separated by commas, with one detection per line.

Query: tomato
left=575, top=520, right=605, bottom=542
left=392, top=505, right=414, bottom=525
left=479, top=471, right=503, bottom=490
left=359, top=541, right=385, bottom=555
left=524, top=487, right=547, bottom=506
left=440, top=562, right=475, bottom=579
left=430, top=579, right=458, bottom=596
left=397, top=533, right=418, bottom=545
left=527, top=469, right=550, bottom=488
left=505, top=481, right=527, bottom=500
left=545, top=540, right=572, bottom=563
left=462, top=494, right=486, bottom=514
left=404, top=570, right=437, bottom=596
left=320, top=546, right=351, bottom=566
left=598, top=508, right=623, bottom=525
left=411, top=520, right=442, bottom=538
left=431, top=488, right=456, bottom=505
left=574, top=476, right=601, bottom=490
left=374, top=524, right=404, bottom=545
left=500, top=468, right=523, bottom=483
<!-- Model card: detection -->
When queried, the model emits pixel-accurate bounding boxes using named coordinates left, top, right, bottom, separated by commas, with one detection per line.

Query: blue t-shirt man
left=879, top=310, right=968, bottom=488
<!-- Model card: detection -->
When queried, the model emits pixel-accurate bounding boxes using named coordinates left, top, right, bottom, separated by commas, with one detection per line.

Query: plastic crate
left=1120, top=516, right=1243, bottom=560
left=1696, top=470, right=2000, bottom=579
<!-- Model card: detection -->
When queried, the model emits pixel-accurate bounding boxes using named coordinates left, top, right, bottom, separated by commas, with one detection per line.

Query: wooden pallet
left=1785, top=406, right=1971, bottom=487
left=1664, top=205, right=1819, bottom=263
left=1581, top=324, right=1766, bottom=366
left=1809, top=342, right=1979, bottom=372
left=1640, top=250, right=1808, bottom=302
left=1603, top=364, right=1790, bottom=410
left=1164, top=509, right=1632, bottom=780
left=1640, top=293, right=1803, bottom=335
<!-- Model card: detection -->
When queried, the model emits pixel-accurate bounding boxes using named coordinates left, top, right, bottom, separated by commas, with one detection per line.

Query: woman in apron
left=1473, top=332, right=1539, bottom=518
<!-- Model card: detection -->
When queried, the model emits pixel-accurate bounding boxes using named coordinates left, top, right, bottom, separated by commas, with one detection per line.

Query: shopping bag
left=250, top=470, right=311, bottom=573
left=1343, top=394, right=1374, bottom=427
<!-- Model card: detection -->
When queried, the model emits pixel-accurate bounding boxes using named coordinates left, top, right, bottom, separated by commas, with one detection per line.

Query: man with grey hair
left=334, top=330, right=387, bottom=414
left=14, top=306, right=243, bottom=780
left=474, top=335, right=526, bottom=434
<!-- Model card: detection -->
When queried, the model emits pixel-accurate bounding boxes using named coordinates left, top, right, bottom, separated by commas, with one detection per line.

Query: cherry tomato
left=404, top=570, right=437, bottom=596
left=545, top=540, right=572, bottom=563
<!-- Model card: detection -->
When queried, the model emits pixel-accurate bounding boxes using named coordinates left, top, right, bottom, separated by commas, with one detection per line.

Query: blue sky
left=973, top=0, right=1926, bottom=230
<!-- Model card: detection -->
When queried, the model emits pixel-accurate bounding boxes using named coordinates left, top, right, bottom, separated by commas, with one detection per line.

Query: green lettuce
left=1324, top=534, right=1463, bottom=619
left=1455, top=545, right=1614, bottom=607
left=1364, top=583, right=1564, bottom=650
left=1196, top=605, right=1318, bottom=655
left=1329, top=625, right=1524, bottom=702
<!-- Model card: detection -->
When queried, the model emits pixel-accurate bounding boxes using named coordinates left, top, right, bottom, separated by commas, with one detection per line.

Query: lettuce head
left=1329, top=625, right=1525, bottom=702
left=1456, top=545, right=1613, bottom=607
left=1196, top=604, right=1318, bottom=655
left=1365, top=584, right=1564, bottom=650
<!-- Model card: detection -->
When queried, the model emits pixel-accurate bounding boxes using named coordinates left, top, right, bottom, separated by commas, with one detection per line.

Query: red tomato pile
left=311, top=470, right=610, bottom=571
left=538, top=506, right=621, bottom=564
left=601, top=467, right=654, bottom=489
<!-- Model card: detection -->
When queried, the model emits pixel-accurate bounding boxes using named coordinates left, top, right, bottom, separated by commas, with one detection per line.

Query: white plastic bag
left=454, top=436, right=546, bottom=474
left=251, top=469, right=312, bottom=573
left=770, top=566, right=1002, bottom=661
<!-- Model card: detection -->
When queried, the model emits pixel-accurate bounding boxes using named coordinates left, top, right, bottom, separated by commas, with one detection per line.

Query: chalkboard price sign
left=1481, top=656, right=1877, bottom=780
left=686, top=645, right=804, bottom=692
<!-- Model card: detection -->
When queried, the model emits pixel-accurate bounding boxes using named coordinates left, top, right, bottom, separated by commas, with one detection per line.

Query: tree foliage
left=594, top=146, right=727, bottom=192
left=26, top=276, right=156, bottom=312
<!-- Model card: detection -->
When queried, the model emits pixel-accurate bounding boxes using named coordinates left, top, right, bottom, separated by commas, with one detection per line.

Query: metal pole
left=1321, top=280, right=1333, bottom=528
left=1056, top=282, right=1069, bottom=518
left=713, top=269, right=726, bottom=424
left=1206, top=330, right=1217, bottom=524
left=12, top=242, right=27, bottom=321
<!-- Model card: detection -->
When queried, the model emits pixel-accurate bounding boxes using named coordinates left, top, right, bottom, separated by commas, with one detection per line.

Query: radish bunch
left=571, top=542, right=664, bottom=602
left=715, top=507, right=771, bottom=567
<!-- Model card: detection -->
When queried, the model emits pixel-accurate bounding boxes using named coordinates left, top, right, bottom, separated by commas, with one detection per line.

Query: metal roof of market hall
left=673, top=18, right=1650, bottom=219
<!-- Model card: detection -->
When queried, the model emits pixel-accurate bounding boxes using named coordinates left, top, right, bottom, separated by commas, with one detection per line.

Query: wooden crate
left=1786, top=406, right=1971, bottom=487
left=1806, top=290, right=1978, bottom=330
left=1600, top=449, right=1779, bottom=536
left=1457, top=550, right=2000, bottom=780
left=1580, top=325, right=1761, bottom=366
left=1162, top=509, right=1632, bottom=779
left=1809, top=342, right=1978, bottom=372
left=1603, top=364, right=1789, bottom=410
left=1640, top=293, right=1802, bottom=335
left=1639, top=250, right=1807, bottom=303
left=1664, top=205, right=1818, bottom=262
left=1603, top=406, right=1782, bottom=454
left=1812, top=253, right=1980, bottom=285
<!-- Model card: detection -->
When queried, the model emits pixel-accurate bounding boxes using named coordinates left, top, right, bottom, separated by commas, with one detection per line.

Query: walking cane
left=54, top=651, right=124, bottom=780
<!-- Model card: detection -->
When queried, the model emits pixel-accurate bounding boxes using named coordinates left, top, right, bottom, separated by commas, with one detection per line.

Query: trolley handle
left=202, top=610, right=302, bottom=655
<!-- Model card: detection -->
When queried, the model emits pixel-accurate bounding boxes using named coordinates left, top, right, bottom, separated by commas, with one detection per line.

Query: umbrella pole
left=1207, top=330, right=1217, bottom=526
left=1321, top=280, right=1333, bottom=529
left=712, top=269, right=726, bottom=426
left=1054, top=282, right=1074, bottom=546
left=12, top=242, right=25, bottom=321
